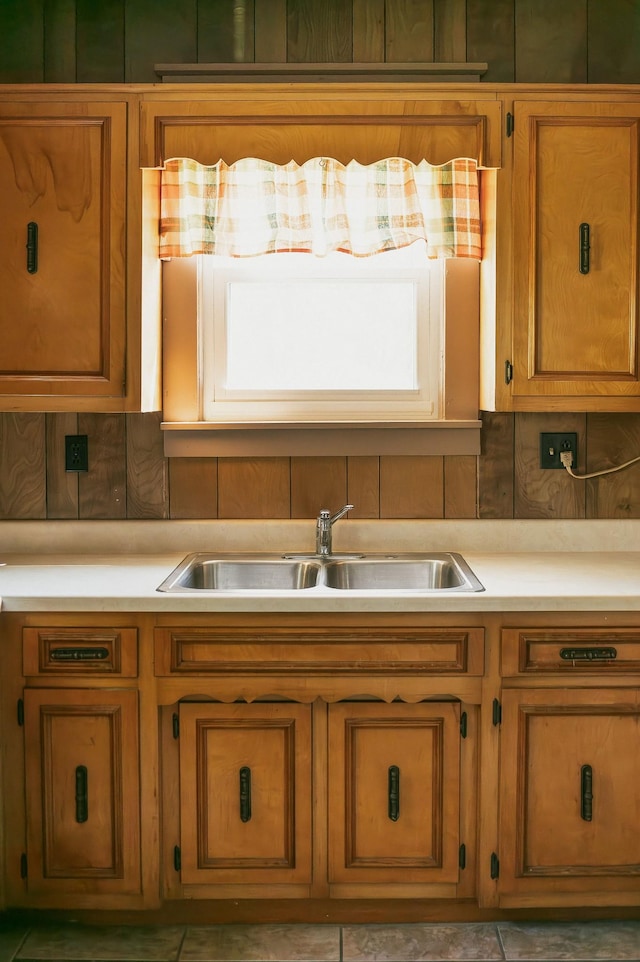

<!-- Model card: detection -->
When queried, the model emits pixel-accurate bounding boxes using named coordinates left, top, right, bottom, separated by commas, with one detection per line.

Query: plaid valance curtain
left=159, top=156, right=481, bottom=259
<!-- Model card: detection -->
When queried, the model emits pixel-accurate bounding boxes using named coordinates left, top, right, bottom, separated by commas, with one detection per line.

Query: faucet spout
left=315, top=504, right=354, bottom=556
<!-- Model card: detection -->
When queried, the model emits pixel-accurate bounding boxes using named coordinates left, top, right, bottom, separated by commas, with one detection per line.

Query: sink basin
left=157, top=554, right=322, bottom=592
left=157, top=551, right=483, bottom=593
left=323, top=553, right=483, bottom=591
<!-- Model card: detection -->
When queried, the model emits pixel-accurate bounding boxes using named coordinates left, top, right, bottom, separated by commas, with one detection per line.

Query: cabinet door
left=178, top=702, right=312, bottom=888
left=499, top=688, right=640, bottom=906
left=23, top=688, right=140, bottom=897
left=512, top=101, right=640, bottom=408
left=0, top=101, right=127, bottom=404
left=328, top=701, right=461, bottom=887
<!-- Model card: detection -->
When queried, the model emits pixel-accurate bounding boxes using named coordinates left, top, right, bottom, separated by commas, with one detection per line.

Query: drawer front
left=155, top=627, right=484, bottom=676
left=502, top=628, right=640, bottom=676
left=23, top=627, right=138, bottom=677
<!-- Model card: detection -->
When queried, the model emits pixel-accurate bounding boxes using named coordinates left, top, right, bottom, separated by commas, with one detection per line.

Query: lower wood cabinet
left=498, top=687, right=640, bottom=907
left=22, top=687, right=141, bottom=898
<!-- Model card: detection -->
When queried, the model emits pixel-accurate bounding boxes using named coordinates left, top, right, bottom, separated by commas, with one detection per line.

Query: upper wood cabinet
left=140, top=91, right=502, bottom=168
left=509, top=100, right=640, bottom=411
left=0, top=99, right=130, bottom=410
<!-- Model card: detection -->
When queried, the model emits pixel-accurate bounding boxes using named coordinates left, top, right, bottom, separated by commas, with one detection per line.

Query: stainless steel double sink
left=157, top=552, right=484, bottom=593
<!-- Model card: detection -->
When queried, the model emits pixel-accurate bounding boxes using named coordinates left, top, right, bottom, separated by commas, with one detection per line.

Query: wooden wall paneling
left=255, top=0, right=287, bottom=61
left=379, top=456, right=444, bottom=518
left=44, top=0, right=76, bottom=82
left=347, top=456, right=380, bottom=518
left=77, top=414, right=127, bottom=519
left=0, top=414, right=46, bottom=520
left=217, top=457, right=291, bottom=518
left=588, top=0, right=640, bottom=83
left=291, top=456, right=347, bottom=518
left=478, top=413, right=514, bottom=519
left=126, top=413, right=168, bottom=519
left=76, top=0, right=124, bottom=82
left=385, top=0, right=435, bottom=62
left=444, top=455, right=478, bottom=518
left=125, top=0, right=198, bottom=82
left=0, top=0, right=44, bottom=83
left=169, top=458, right=218, bottom=519
left=585, top=414, right=640, bottom=519
left=434, top=0, right=467, bottom=63
left=46, top=413, right=79, bottom=520
left=287, top=0, right=352, bottom=63
left=198, top=0, right=254, bottom=64
left=353, top=0, right=385, bottom=62
left=514, top=0, right=587, bottom=83
left=466, top=0, right=514, bottom=82
left=514, top=412, right=586, bottom=519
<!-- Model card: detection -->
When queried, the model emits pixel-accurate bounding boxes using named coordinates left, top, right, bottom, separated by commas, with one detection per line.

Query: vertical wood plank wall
left=0, top=0, right=639, bottom=522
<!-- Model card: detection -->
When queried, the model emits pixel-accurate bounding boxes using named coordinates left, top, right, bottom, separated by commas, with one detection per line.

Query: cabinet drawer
left=23, top=627, right=138, bottom=677
left=155, top=627, right=484, bottom=676
left=502, top=628, right=640, bottom=676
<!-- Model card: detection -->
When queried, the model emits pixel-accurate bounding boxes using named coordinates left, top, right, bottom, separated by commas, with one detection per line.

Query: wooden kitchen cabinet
left=0, top=99, right=129, bottom=409
left=509, top=100, right=640, bottom=411
left=22, top=687, right=141, bottom=899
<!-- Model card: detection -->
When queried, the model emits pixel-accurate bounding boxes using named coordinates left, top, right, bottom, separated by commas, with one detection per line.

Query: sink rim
left=157, top=551, right=485, bottom=593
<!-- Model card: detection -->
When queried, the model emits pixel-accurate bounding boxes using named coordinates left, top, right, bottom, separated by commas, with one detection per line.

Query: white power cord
left=560, top=449, right=640, bottom=480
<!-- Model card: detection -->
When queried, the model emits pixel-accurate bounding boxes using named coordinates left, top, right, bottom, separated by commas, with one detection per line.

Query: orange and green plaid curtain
left=159, top=156, right=481, bottom=259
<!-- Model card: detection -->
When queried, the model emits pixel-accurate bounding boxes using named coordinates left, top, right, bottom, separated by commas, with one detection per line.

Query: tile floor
left=0, top=921, right=639, bottom=962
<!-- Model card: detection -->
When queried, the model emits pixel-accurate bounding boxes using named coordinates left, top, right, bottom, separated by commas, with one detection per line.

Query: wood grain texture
left=588, top=0, right=640, bottom=83
left=0, top=414, right=46, bottom=520
left=353, top=0, right=385, bottom=61
left=515, top=0, right=587, bottom=83
left=514, top=413, right=586, bottom=519
left=380, top=456, right=444, bottom=518
left=444, top=455, right=477, bottom=519
left=255, top=0, right=287, bottom=61
left=198, top=0, right=253, bottom=64
left=347, top=457, right=380, bottom=518
left=169, top=458, right=218, bottom=519
left=478, top=413, right=513, bottom=519
left=78, top=414, right=127, bottom=519
left=585, top=414, right=640, bottom=519
left=0, top=0, right=43, bottom=82
left=386, top=0, right=435, bottom=62
left=434, top=0, right=467, bottom=62
left=44, top=0, right=76, bottom=82
left=218, top=458, right=291, bottom=518
left=76, top=0, right=124, bottom=82
left=125, top=0, right=197, bottom=82
left=126, top=413, right=168, bottom=519
left=466, top=0, right=514, bottom=82
left=291, top=457, right=348, bottom=518
left=46, top=413, right=79, bottom=520
left=287, top=0, right=352, bottom=63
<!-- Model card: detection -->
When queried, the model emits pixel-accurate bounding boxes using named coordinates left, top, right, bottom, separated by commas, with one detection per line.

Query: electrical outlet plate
left=65, top=434, right=89, bottom=472
left=540, top=432, right=577, bottom=469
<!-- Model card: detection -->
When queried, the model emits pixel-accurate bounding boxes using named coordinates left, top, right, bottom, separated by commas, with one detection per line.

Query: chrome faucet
left=315, top=504, right=353, bottom=556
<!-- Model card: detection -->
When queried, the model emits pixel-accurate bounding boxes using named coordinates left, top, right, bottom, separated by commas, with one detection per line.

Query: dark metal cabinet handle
left=560, top=646, right=617, bottom=662
left=581, top=764, right=593, bottom=821
left=75, top=765, right=88, bottom=823
left=579, top=222, right=590, bottom=274
left=26, top=222, right=38, bottom=274
left=388, top=765, right=400, bottom=821
left=50, top=646, right=110, bottom=661
left=239, top=766, right=251, bottom=822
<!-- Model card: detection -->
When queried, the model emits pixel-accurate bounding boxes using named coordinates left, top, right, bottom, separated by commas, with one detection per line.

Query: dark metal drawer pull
left=239, top=766, right=251, bottom=822
left=75, top=765, right=88, bottom=823
left=559, top=646, right=617, bottom=662
left=579, top=222, right=590, bottom=274
left=581, top=764, right=593, bottom=821
left=388, top=765, right=400, bottom=821
left=50, top=647, right=110, bottom=661
left=26, top=221, right=38, bottom=273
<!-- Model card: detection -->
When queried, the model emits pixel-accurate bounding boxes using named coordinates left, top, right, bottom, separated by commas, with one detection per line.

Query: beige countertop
left=0, top=519, right=638, bottom=613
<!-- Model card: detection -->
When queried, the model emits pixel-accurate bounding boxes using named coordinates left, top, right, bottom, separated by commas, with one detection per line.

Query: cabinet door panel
left=328, top=702, right=461, bottom=885
left=499, top=688, right=640, bottom=904
left=178, top=702, right=312, bottom=886
left=0, top=102, right=126, bottom=400
left=23, top=688, right=140, bottom=896
left=512, top=101, right=640, bottom=402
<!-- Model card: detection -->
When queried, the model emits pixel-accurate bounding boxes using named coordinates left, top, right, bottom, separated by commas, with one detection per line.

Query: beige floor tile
left=180, top=924, right=340, bottom=962
left=497, top=921, right=640, bottom=961
left=16, top=924, right=185, bottom=961
left=342, top=923, right=504, bottom=961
